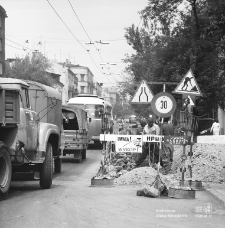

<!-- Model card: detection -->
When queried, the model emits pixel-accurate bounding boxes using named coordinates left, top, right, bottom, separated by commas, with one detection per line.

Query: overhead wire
left=6, top=33, right=126, bottom=43
left=5, top=38, right=36, bottom=52
left=47, top=0, right=115, bottom=84
left=46, top=0, right=86, bottom=52
left=5, top=43, right=24, bottom=51
left=67, top=0, right=115, bottom=84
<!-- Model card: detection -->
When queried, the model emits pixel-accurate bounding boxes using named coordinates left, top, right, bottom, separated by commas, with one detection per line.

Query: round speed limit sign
left=151, top=92, right=177, bottom=118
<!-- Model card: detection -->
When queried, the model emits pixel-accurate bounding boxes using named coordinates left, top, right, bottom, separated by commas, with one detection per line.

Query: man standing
left=161, top=117, right=174, bottom=173
left=135, top=117, right=160, bottom=167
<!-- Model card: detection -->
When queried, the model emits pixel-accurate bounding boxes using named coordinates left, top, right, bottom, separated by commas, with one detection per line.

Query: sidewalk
left=203, top=182, right=225, bottom=209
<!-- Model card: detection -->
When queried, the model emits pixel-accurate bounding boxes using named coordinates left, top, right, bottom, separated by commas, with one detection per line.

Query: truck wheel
left=82, top=149, right=86, bottom=159
left=40, top=143, right=53, bottom=189
left=0, top=142, right=12, bottom=199
left=54, top=157, right=61, bottom=173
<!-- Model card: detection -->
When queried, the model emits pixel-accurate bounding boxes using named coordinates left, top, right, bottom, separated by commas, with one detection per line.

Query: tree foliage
left=122, top=0, right=225, bottom=116
left=112, top=101, right=134, bottom=119
left=4, top=53, right=55, bottom=86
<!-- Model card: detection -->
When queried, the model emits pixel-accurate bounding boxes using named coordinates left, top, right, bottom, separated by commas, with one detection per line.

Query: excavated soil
left=114, top=143, right=225, bottom=187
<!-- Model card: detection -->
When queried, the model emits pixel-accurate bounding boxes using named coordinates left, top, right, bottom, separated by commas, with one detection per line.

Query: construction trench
left=91, top=113, right=225, bottom=199
left=92, top=139, right=225, bottom=197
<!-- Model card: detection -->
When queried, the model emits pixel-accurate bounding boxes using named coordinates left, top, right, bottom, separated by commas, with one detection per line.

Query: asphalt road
left=0, top=145, right=225, bottom=228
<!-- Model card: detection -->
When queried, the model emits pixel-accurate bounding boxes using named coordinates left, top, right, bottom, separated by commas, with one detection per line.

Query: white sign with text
left=115, top=135, right=143, bottom=153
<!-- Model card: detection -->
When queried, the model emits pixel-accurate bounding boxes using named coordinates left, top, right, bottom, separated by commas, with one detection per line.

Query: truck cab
left=0, top=78, right=62, bottom=198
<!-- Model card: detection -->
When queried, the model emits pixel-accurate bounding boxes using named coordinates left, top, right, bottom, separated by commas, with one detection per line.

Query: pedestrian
left=135, top=117, right=160, bottom=167
left=136, top=120, right=147, bottom=135
left=118, top=121, right=123, bottom=132
left=210, top=119, right=220, bottom=135
left=162, top=117, right=174, bottom=137
left=162, top=117, right=174, bottom=163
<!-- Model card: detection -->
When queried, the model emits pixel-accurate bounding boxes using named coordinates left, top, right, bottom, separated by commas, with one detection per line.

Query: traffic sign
left=131, top=80, right=154, bottom=104
left=173, top=69, right=202, bottom=96
left=151, top=92, right=177, bottom=118
left=100, top=134, right=192, bottom=145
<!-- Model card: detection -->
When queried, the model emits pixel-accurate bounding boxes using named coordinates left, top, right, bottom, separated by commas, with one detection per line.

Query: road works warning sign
left=173, top=69, right=202, bottom=96
left=115, top=135, right=143, bottom=153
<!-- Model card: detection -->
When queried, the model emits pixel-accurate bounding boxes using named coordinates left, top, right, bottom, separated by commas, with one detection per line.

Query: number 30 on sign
left=151, top=92, right=177, bottom=118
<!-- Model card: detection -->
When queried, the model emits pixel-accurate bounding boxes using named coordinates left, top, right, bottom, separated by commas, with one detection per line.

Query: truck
left=61, top=105, right=89, bottom=162
left=0, top=78, right=62, bottom=199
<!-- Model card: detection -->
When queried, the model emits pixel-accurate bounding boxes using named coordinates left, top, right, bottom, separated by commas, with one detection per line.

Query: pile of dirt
left=114, top=166, right=179, bottom=188
left=113, top=143, right=225, bottom=186
left=105, top=152, right=137, bottom=178
left=172, top=144, right=225, bottom=183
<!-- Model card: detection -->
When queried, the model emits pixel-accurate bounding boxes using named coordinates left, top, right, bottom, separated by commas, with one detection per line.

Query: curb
left=205, top=188, right=225, bottom=209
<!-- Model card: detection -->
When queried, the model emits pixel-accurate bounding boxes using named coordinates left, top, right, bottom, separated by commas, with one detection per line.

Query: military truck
left=61, top=105, right=89, bottom=162
left=0, top=78, right=62, bottom=198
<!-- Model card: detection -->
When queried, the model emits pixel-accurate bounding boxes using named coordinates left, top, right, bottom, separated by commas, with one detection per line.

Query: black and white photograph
left=0, top=1, right=225, bottom=227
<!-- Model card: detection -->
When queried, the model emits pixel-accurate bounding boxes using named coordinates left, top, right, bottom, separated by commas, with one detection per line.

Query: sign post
left=173, top=69, right=202, bottom=188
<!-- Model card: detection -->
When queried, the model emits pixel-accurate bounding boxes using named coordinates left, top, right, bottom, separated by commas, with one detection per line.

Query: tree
left=112, top=101, right=134, bottom=119
left=4, top=53, right=55, bottom=86
left=122, top=0, right=225, bottom=116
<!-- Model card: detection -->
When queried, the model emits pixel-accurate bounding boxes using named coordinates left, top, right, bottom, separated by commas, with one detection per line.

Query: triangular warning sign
left=188, top=95, right=195, bottom=106
left=131, top=80, right=154, bottom=104
left=173, top=69, right=202, bottom=96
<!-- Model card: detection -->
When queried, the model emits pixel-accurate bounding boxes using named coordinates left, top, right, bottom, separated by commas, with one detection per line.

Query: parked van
left=61, top=105, right=89, bottom=162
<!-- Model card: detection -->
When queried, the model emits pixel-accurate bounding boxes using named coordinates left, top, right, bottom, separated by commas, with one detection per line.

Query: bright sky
left=1, top=0, right=148, bottom=86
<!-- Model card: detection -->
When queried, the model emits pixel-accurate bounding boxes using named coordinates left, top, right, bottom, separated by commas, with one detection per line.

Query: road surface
left=0, top=145, right=225, bottom=228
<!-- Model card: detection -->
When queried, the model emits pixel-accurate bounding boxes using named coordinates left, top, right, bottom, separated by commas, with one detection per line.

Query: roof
left=77, top=94, right=98, bottom=98
left=68, top=96, right=105, bottom=105
left=0, top=77, right=29, bottom=87
left=46, top=62, right=67, bottom=75
left=68, top=95, right=112, bottom=107
left=0, top=6, right=7, bottom=17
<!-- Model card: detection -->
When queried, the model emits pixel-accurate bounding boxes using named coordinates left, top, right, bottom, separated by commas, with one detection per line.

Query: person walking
left=135, top=117, right=160, bottom=167
left=210, top=119, right=220, bottom=135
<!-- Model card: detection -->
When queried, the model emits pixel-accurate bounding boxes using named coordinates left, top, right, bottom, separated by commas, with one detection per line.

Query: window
left=81, top=74, right=85, bottom=81
left=0, top=39, right=2, bottom=51
left=0, top=16, right=2, bottom=28
left=21, top=88, right=30, bottom=109
left=0, top=62, right=2, bottom=75
left=86, top=104, right=104, bottom=118
left=80, top=86, right=85, bottom=93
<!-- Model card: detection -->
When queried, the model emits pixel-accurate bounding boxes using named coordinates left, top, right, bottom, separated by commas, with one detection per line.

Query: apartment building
left=48, top=61, right=78, bottom=104
left=67, top=64, right=95, bottom=95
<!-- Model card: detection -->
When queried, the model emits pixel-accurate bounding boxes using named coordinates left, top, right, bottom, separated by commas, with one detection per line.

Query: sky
left=1, top=0, right=149, bottom=86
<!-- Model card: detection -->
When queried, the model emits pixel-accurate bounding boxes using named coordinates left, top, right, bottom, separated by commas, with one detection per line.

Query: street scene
left=1, top=0, right=225, bottom=228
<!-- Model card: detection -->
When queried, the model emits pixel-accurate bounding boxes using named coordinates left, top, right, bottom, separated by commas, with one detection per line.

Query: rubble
left=172, top=144, right=225, bottom=183
left=112, top=143, right=225, bottom=187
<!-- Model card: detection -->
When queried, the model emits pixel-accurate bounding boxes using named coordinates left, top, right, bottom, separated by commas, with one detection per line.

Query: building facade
left=68, top=65, right=95, bottom=95
left=0, top=6, right=7, bottom=77
left=93, top=80, right=103, bottom=97
left=48, top=61, right=78, bottom=104
left=108, top=87, right=120, bottom=106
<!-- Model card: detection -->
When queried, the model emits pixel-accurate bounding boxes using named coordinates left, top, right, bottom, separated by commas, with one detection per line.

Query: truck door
left=21, top=87, right=38, bottom=153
